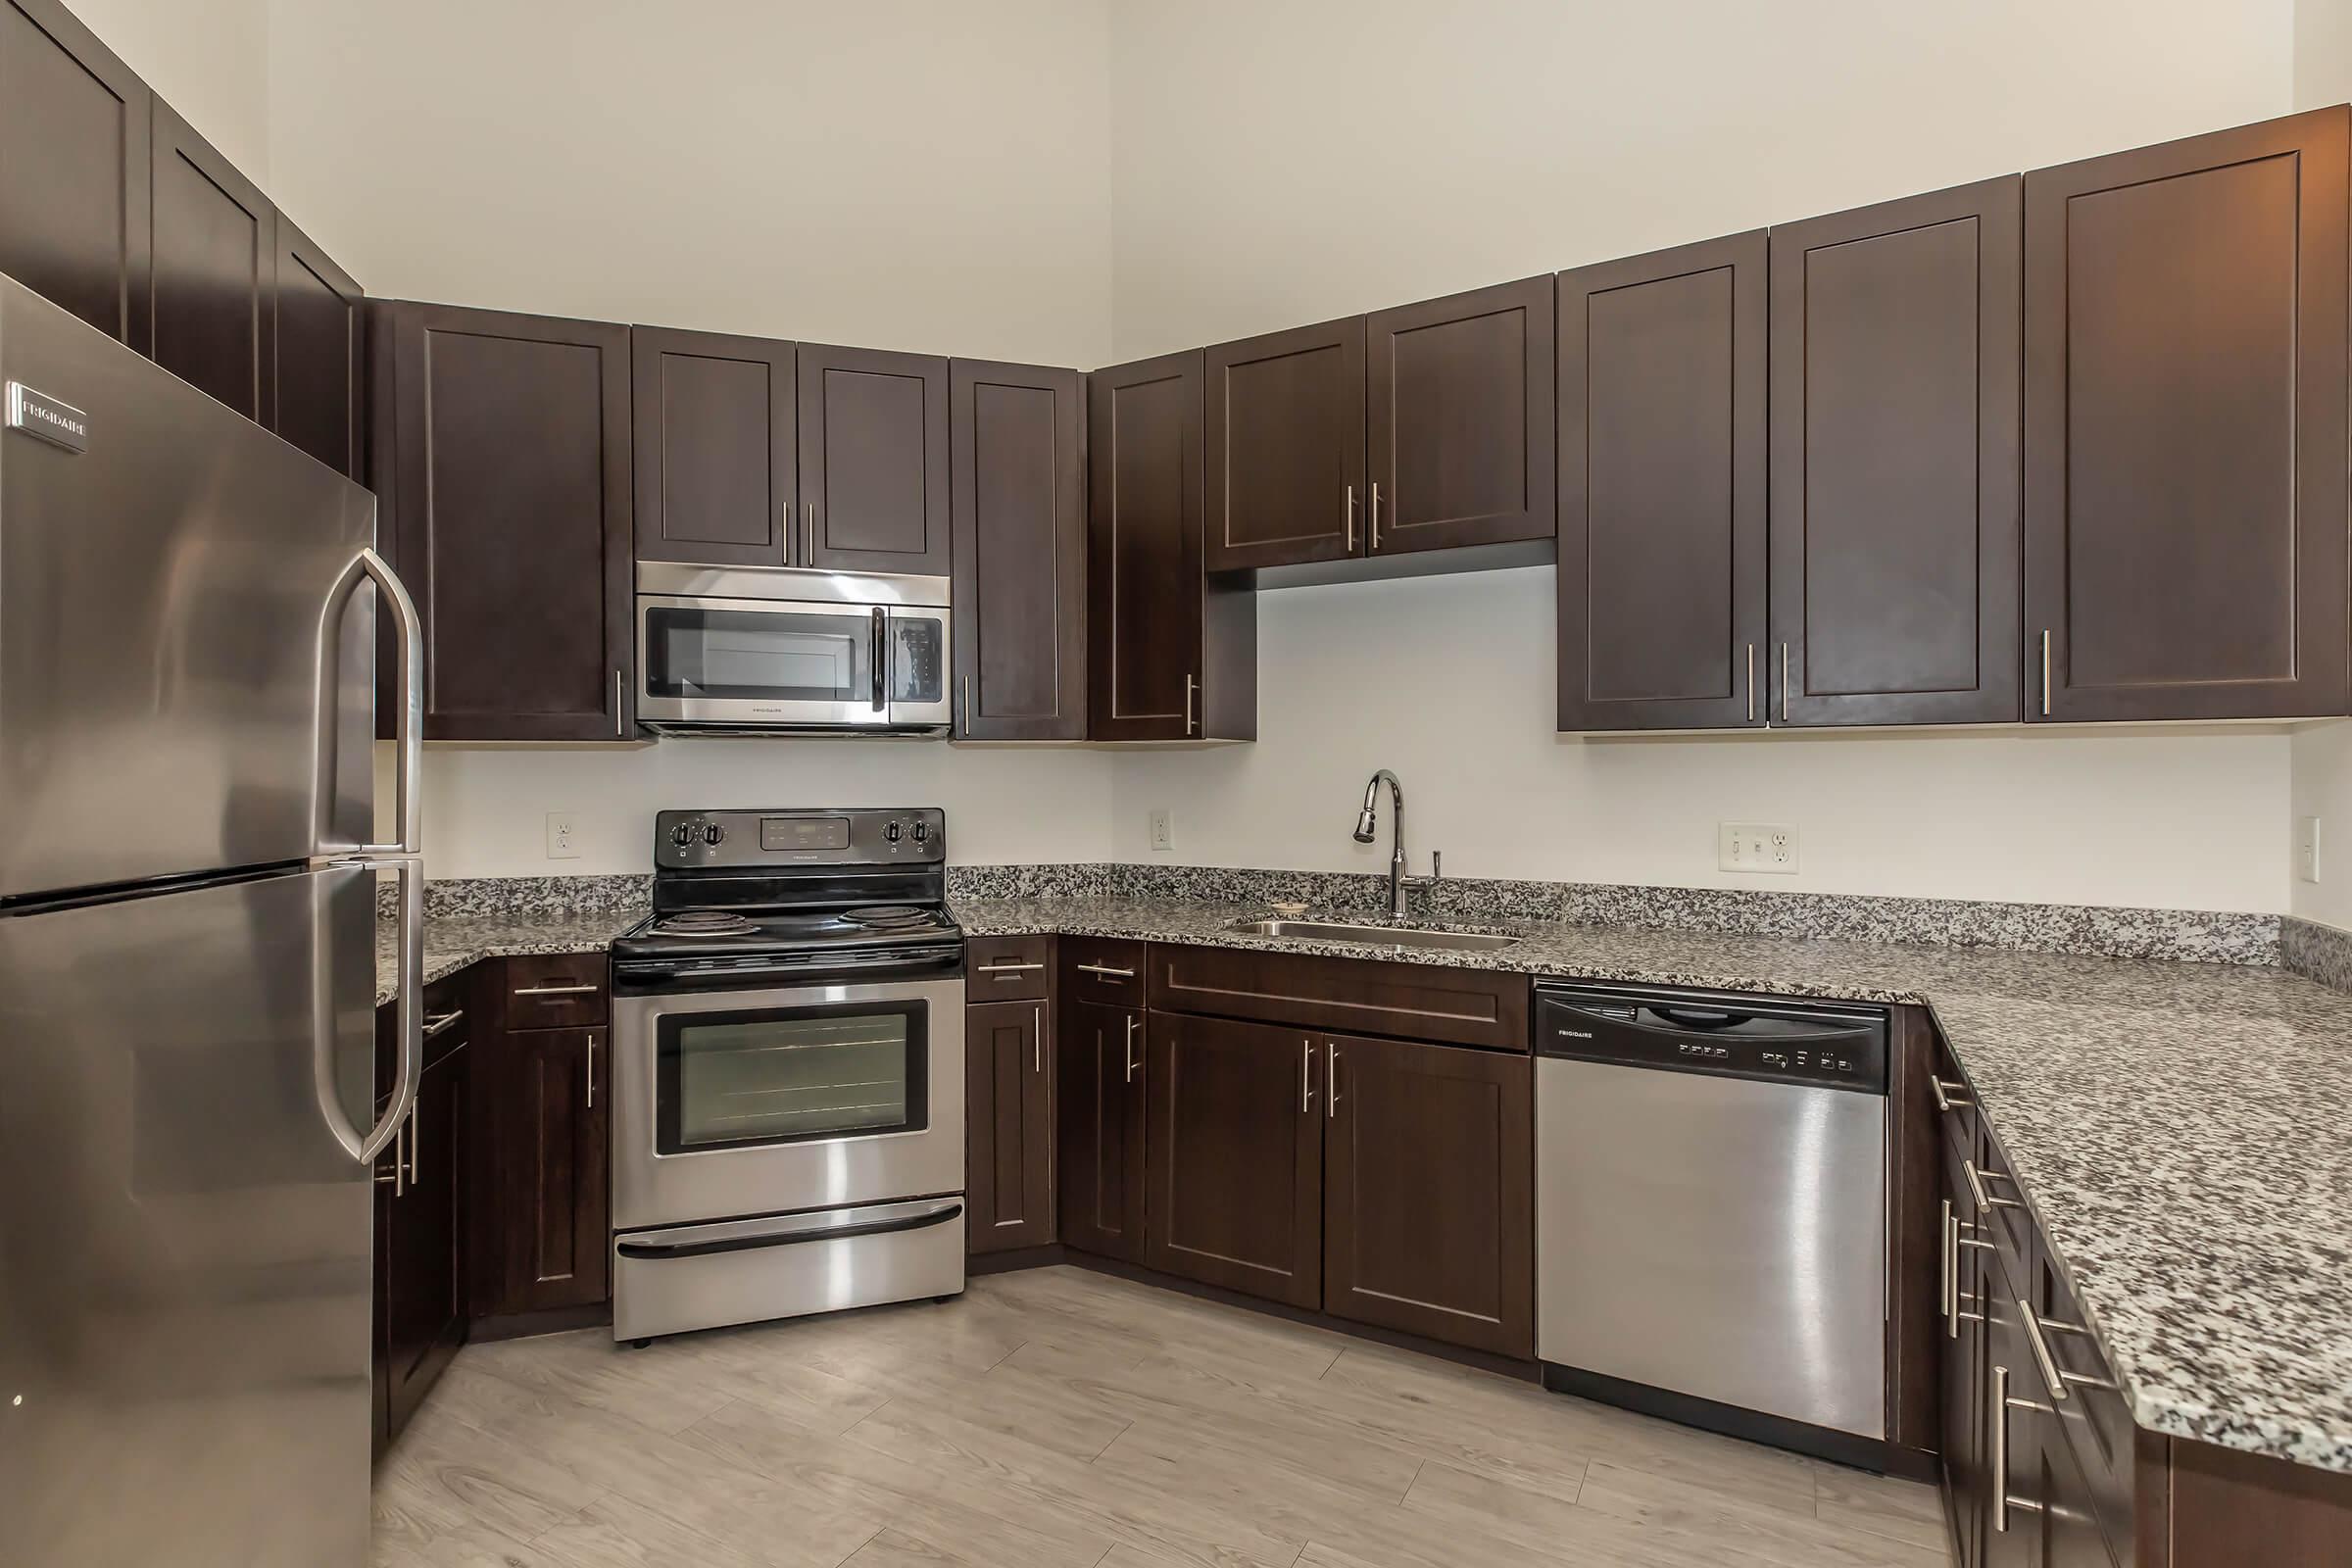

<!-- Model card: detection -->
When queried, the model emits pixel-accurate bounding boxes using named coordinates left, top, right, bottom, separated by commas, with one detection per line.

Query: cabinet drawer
left=498, top=954, right=610, bottom=1031
left=2029, top=1243, right=2136, bottom=1560
left=967, top=934, right=1052, bottom=1000
left=1150, top=944, right=1530, bottom=1051
left=1060, top=936, right=1145, bottom=1007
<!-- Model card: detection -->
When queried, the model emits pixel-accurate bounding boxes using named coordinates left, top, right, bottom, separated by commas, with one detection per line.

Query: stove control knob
left=704, top=823, right=726, bottom=846
left=910, top=821, right=928, bottom=844
left=885, top=822, right=904, bottom=845
left=670, top=822, right=696, bottom=848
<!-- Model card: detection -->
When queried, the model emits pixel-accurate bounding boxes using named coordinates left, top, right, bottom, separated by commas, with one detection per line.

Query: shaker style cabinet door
left=1058, top=997, right=1147, bottom=1261
left=1769, top=177, right=2022, bottom=727
left=952, top=359, right=1087, bottom=740
left=376, top=300, right=635, bottom=741
left=472, top=1023, right=610, bottom=1316
left=1366, top=275, right=1555, bottom=557
left=1144, top=1013, right=1322, bottom=1309
left=1203, top=316, right=1365, bottom=571
left=798, top=342, right=951, bottom=577
left=1321, top=1034, right=1534, bottom=1356
left=150, top=100, right=274, bottom=423
left=272, top=214, right=365, bottom=479
left=2025, top=107, right=2350, bottom=722
left=965, top=999, right=1055, bottom=1253
left=1088, top=349, right=1256, bottom=741
left=1557, top=231, right=1768, bottom=731
left=0, top=0, right=151, bottom=349
left=381, top=1043, right=468, bottom=1444
left=631, top=325, right=796, bottom=568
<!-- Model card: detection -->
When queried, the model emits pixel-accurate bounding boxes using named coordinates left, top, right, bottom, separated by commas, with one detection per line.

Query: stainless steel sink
left=1224, top=917, right=1520, bottom=953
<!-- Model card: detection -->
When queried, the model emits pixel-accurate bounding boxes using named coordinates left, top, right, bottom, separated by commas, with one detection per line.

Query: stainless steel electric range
left=608, top=807, right=965, bottom=1343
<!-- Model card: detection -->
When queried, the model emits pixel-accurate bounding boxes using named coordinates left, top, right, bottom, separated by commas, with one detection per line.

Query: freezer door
left=0, top=864, right=376, bottom=1567
left=0, top=275, right=379, bottom=901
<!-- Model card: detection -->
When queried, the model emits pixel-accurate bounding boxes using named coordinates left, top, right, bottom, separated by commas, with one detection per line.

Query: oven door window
left=644, top=604, right=874, bottom=704
left=656, top=1002, right=927, bottom=1153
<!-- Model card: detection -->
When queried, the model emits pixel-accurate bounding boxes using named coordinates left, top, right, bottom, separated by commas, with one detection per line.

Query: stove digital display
left=760, top=816, right=851, bottom=853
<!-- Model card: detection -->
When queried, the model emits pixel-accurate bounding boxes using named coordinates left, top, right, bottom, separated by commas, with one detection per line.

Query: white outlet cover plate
left=1719, top=821, right=1797, bottom=874
left=2298, top=815, right=2322, bottom=883
left=1148, top=808, right=1174, bottom=854
left=547, top=811, right=580, bottom=859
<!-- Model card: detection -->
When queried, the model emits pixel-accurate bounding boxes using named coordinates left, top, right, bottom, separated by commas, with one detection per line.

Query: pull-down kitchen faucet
left=1353, top=768, right=1436, bottom=919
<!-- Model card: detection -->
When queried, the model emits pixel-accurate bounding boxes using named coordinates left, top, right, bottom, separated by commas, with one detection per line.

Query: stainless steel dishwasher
left=1534, top=981, right=1888, bottom=1460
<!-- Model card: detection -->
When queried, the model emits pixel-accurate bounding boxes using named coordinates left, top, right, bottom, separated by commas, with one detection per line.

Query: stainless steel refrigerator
left=0, top=275, right=424, bottom=1565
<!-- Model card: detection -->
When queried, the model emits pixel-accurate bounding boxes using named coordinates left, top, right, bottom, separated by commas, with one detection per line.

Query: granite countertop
left=375, top=891, right=2352, bottom=1472
left=953, top=893, right=2352, bottom=1473
left=372, top=907, right=644, bottom=1005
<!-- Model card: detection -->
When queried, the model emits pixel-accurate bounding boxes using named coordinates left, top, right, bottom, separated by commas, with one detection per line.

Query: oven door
left=612, top=976, right=963, bottom=1232
left=638, top=593, right=893, bottom=729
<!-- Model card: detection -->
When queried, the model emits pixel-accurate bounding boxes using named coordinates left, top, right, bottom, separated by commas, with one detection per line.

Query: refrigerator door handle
left=316, top=545, right=422, bottom=858
left=315, top=857, right=422, bottom=1164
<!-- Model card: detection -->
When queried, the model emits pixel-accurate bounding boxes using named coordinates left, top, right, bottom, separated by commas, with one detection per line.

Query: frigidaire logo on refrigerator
left=6, top=381, right=89, bottom=453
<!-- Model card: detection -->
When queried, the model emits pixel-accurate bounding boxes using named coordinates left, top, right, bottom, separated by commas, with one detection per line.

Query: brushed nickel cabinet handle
left=2019, top=1300, right=2068, bottom=1401
left=1780, top=642, right=1791, bottom=722
left=514, top=982, right=598, bottom=997
left=1344, top=484, right=1356, bottom=551
left=1745, top=644, right=1755, bottom=722
left=1299, top=1039, right=1314, bottom=1113
left=423, top=1008, right=466, bottom=1038
left=405, top=1103, right=420, bottom=1184
left=960, top=673, right=971, bottom=736
left=614, top=669, right=625, bottom=737
left=781, top=500, right=793, bottom=564
left=376, top=1122, right=404, bottom=1193
left=1076, top=962, right=1135, bottom=980
left=1931, top=1076, right=1972, bottom=1112
left=1964, top=1159, right=2023, bottom=1211
left=1184, top=674, right=1197, bottom=736
left=1992, top=1366, right=2051, bottom=1530
left=1326, top=1044, right=1341, bottom=1120
left=1123, top=1015, right=1141, bottom=1083
left=586, top=1032, right=597, bottom=1110
left=806, top=502, right=817, bottom=564
left=2040, top=629, right=2052, bottom=715
left=1033, top=1005, right=1043, bottom=1073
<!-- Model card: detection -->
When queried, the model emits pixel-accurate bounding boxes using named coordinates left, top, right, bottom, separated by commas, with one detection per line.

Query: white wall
left=1107, top=571, right=2289, bottom=910
left=1097, top=0, right=2299, bottom=912
left=2298, top=0, right=2352, bottom=106
left=263, top=0, right=1113, bottom=367
left=2290, top=723, right=2352, bottom=925
left=65, top=0, right=271, bottom=180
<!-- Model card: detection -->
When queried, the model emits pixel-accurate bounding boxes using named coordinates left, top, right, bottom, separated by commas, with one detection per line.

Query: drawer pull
left=1076, top=962, right=1136, bottom=980
left=1931, top=1076, right=1972, bottom=1112
left=514, top=982, right=598, bottom=997
left=423, top=1008, right=466, bottom=1038
left=1123, top=1015, right=1141, bottom=1083
left=978, top=961, right=1045, bottom=977
left=1964, top=1159, right=2024, bottom=1212
left=1992, top=1366, right=2051, bottom=1530
left=2019, top=1301, right=2070, bottom=1401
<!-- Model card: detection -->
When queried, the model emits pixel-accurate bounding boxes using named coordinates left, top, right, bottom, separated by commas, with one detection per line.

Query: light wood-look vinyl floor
left=372, top=1265, right=1952, bottom=1568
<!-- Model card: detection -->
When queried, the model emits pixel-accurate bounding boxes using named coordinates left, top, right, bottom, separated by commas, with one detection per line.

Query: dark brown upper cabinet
left=1769, top=177, right=2022, bottom=727
left=1367, top=274, right=1555, bottom=558
left=1088, top=349, right=1256, bottom=741
left=2026, top=108, right=2350, bottom=722
left=799, top=343, right=951, bottom=577
left=0, top=0, right=151, bottom=349
left=1203, top=317, right=1366, bottom=571
left=952, top=358, right=1087, bottom=740
left=1557, top=231, right=1768, bottom=732
left=376, top=301, right=635, bottom=742
left=271, top=215, right=364, bottom=478
left=631, top=325, right=797, bottom=568
left=150, top=102, right=274, bottom=423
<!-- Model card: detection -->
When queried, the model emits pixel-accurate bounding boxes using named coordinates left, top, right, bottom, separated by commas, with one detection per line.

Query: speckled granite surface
left=2283, top=914, right=2352, bottom=995
left=952, top=892, right=2352, bottom=1472
left=372, top=907, right=642, bottom=1005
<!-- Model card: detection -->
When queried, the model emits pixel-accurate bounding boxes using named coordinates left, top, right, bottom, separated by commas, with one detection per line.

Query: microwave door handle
left=871, top=607, right=888, bottom=712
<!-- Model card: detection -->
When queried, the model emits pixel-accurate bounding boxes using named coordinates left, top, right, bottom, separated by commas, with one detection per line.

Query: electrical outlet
left=1148, top=808, right=1175, bottom=854
left=546, top=811, right=580, bottom=859
left=2298, top=815, right=2323, bottom=884
left=1719, top=821, right=1797, bottom=874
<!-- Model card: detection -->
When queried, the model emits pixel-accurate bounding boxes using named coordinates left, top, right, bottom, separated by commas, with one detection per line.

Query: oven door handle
left=615, top=1200, right=962, bottom=1260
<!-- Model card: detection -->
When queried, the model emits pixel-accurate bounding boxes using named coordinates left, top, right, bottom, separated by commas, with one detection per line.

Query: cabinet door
left=1941, top=1139, right=1990, bottom=1568
left=1983, top=1259, right=2044, bottom=1568
left=952, top=359, right=1086, bottom=740
left=2026, top=108, right=2350, bottom=721
left=150, top=101, right=272, bottom=423
left=966, top=999, right=1054, bottom=1253
left=1203, top=317, right=1364, bottom=570
left=799, top=342, right=950, bottom=576
left=272, top=214, right=364, bottom=478
left=631, top=325, right=796, bottom=568
left=1058, top=998, right=1146, bottom=1261
left=379, top=301, right=634, bottom=741
left=1557, top=231, right=1768, bottom=731
left=473, top=1024, right=610, bottom=1316
left=1367, top=275, right=1555, bottom=557
left=383, top=1043, right=467, bottom=1443
left=1322, top=1035, right=1532, bottom=1356
left=1771, top=178, right=2022, bottom=726
left=1145, top=1014, right=1321, bottom=1308
left=0, top=0, right=151, bottom=348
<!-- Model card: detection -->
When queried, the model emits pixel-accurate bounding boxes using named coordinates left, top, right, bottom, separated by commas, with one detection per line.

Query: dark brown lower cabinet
left=1321, top=1033, right=1532, bottom=1356
left=1940, top=1134, right=1991, bottom=1568
left=1058, top=997, right=1147, bottom=1261
left=371, top=977, right=471, bottom=1456
left=471, top=1020, right=610, bottom=1317
left=1145, top=1013, right=1323, bottom=1308
left=966, top=998, right=1055, bottom=1253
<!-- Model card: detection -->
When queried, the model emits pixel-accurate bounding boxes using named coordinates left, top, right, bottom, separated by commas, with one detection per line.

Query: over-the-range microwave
left=634, top=563, right=952, bottom=736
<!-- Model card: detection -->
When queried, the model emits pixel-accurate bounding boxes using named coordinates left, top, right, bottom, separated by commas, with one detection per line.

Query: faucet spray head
left=1352, top=776, right=1380, bottom=843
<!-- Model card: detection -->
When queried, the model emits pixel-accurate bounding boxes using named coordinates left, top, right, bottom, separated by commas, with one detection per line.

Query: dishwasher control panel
left=1535, top=985, right=1887, bottom=1094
